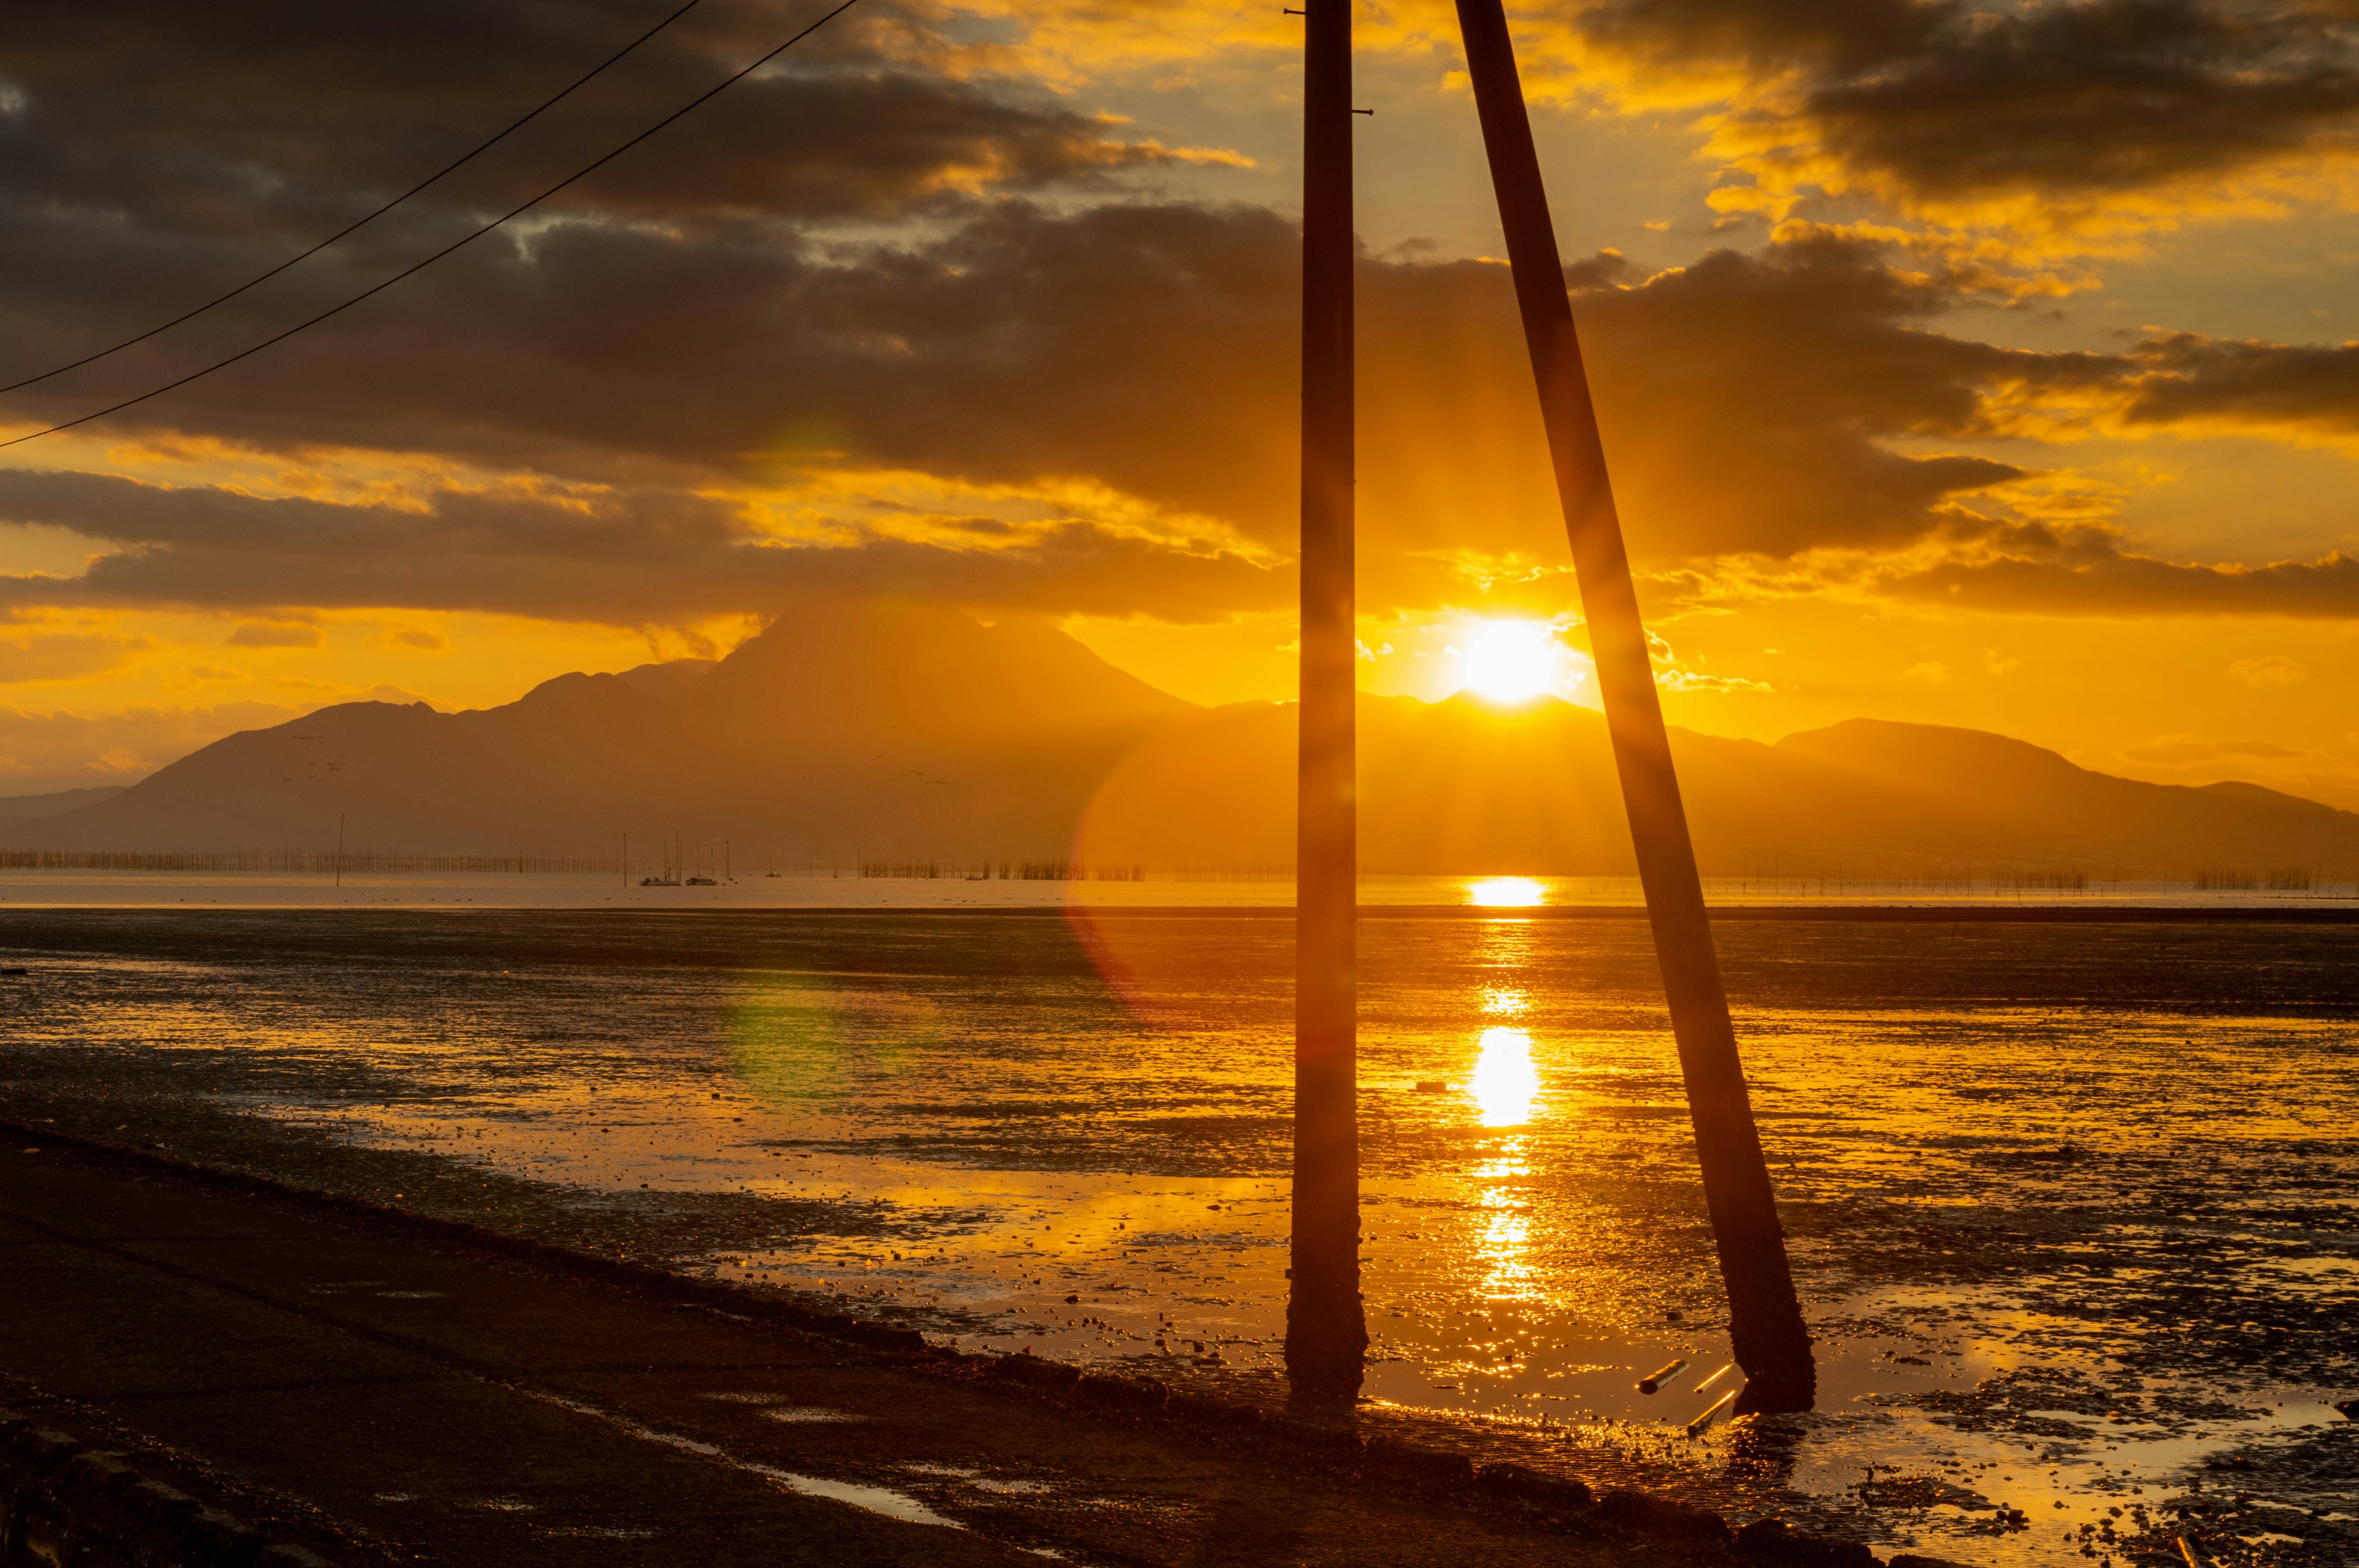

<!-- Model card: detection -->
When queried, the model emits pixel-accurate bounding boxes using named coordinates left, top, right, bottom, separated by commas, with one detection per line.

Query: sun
left=1451, top=618, right=1564, bottom=704
left=1467, top=876, right=1546, bottom=907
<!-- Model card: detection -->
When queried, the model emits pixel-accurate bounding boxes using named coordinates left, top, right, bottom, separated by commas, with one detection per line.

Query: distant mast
left=1285, top=0, right=1368, bottom=1398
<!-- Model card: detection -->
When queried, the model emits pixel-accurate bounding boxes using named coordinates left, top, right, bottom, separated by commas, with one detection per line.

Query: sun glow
left=1467, top=876, right=1546, bottom=908
left=1450, top=618, right=1567, bottom=704
left=1469, top=1026, right=1541, bottom=1128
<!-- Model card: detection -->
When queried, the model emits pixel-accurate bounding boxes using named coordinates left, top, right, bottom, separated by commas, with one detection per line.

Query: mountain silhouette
left=3, top=597, right=1186, bottom=864
left=0, top=784, right=127, bottom=823
left=1073, top=696, right=2359, bottom=877
left=6, top=596, right=2354, bottom=878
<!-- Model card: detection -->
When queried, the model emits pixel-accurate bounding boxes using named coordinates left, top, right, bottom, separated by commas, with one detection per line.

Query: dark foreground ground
left=1, top=1132, right=1794, bottom=1568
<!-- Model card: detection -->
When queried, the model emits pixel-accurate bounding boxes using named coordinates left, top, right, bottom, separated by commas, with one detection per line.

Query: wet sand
left=0, top=905, right=2351, bottom=1566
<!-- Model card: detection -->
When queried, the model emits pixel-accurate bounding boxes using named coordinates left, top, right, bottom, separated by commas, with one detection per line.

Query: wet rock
left=0, top=1405, right=327, bottom=1566
left=1074, top=1373, right=1166, bottom=1412
left=1475, top=1461, right=1593, bottom=1510
left=1269, top=1414, right=1362, bottom=1457
left=987, top=1352, right=1082, bottom=1388
left=1736, top=1516, right=1878, bottom=1568
left=123, top=1478, right=203, bottom=1531
left=1363, top=1435, right=1474, bottom=1488
left=1595, top=1488, right=1733, bottom=1547
left=843, top=1319, right=925, bottom=1352
left=1167, top=1392, right=1264, bottom=1431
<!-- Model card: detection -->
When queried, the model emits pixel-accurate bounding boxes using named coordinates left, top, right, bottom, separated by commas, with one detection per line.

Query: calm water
left=1, top=902, right=2353, bottom=1565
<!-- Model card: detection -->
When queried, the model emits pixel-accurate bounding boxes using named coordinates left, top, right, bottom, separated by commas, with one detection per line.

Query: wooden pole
left=1451, top=0, right=1816, bottom=1411
left=1285, top=0, right=1367, bottom=1400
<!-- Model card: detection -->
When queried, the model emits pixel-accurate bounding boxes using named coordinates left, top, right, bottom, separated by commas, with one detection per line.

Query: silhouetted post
left=335, top=813, right=345, bottom=888
left=1452, top=0, right=1815, bottom=1412
left=1286, top=0, right=1368, bottom=1400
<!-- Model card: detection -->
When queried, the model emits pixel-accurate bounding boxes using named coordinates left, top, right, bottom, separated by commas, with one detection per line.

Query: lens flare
left=1470, top=1026, right=1540, bottom=1127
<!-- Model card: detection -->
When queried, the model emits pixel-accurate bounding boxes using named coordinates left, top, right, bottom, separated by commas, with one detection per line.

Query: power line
left=0, top=0, right=864, bottom=451
left=0, top=0, right=709, bottom=398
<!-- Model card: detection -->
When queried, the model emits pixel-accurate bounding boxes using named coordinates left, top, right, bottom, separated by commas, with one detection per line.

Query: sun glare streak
left=1470, top=1026, right=1540, bottom=1128
left=1467, top=876, right=1545, bottom=907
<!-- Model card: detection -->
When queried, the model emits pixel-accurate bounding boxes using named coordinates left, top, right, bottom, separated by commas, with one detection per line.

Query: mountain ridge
left=1066, top=696, right=2359, bottom=876
left=6, top=598, right=2353, bottom=876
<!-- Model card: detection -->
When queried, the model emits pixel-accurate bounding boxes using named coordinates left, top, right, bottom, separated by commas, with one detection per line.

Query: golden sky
left=2, top=0, right=2356, bottom=803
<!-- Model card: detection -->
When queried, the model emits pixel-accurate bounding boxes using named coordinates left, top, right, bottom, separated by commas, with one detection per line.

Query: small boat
left=640, top=876, right=679, bottom=887
left=684, top=876, right=718, bottom=886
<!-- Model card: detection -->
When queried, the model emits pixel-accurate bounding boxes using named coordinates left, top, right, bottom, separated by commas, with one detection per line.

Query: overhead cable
left=0, top=0, right=708, bottom=397
left=0, top=0, right=864, bottom=451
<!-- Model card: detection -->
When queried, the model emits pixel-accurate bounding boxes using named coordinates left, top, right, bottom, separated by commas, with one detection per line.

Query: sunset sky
left=4, top=0, right=2357, bottom=803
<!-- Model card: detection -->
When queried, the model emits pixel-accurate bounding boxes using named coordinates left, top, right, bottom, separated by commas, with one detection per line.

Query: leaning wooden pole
left=1286, top=0, right=1369, bottom=1399
left=1452, top=0, right=1816, bottom=1411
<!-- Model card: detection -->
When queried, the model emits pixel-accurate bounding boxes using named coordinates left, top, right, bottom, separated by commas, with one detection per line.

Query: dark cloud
left=2, top=200, right=1308, bottom=525
left=0, top=468, right=1286, bottom=625
left=2, top=0, right=1183, bottom=228
left=2118, top=331, right=2359, bottom=432
left=0, top=0, right=1210, bottom=402
left=1515, top=235, right=2040, bottom=554
left=1883, top=521, right=2359, bottom=616
left=226, top=623, right=324, bottom=649
left=1563, top=0, right=2359, bottom=205
left=6, top=0, right=2350, bottom=626
left=9, top=203, right=2063, bottom=574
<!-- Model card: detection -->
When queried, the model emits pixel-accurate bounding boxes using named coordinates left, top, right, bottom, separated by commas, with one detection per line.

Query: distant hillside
left=6, top=595, right=2354, bottom=878
left=3, top=596, right=1190, bottom=861
left=0, top=785, right=127, bottom=823
left=1071, top=698, right=2359, bottom=878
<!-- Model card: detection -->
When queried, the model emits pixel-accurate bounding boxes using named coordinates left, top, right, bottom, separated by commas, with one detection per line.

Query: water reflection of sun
left=1471, top=1147, right=1538, bottom=1300
left=1470, top=1026, right=1541, bottom=1128
left=1467, top=876, right=1546, bottom=908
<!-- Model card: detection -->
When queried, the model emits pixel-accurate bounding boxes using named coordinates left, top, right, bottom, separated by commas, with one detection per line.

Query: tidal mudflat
left=1, top=905, right=2351, bottom=1566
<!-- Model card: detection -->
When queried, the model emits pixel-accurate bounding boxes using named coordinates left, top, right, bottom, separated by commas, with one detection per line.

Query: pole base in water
left=1732, top=1371, right=1815, bottom=1416
left=1283, top=1349, right=1366, bottom=1402
left=1285, top=1370, right=1365, bottom=1401
left=1283, top=1266, right=1367, bottom=1399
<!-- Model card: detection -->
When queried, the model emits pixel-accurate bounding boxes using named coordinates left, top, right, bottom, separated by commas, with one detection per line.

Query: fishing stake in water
left=1638, top=1357, right=1687, bottom=1394
left=1684, top=1388, right=1739, bottom=1436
